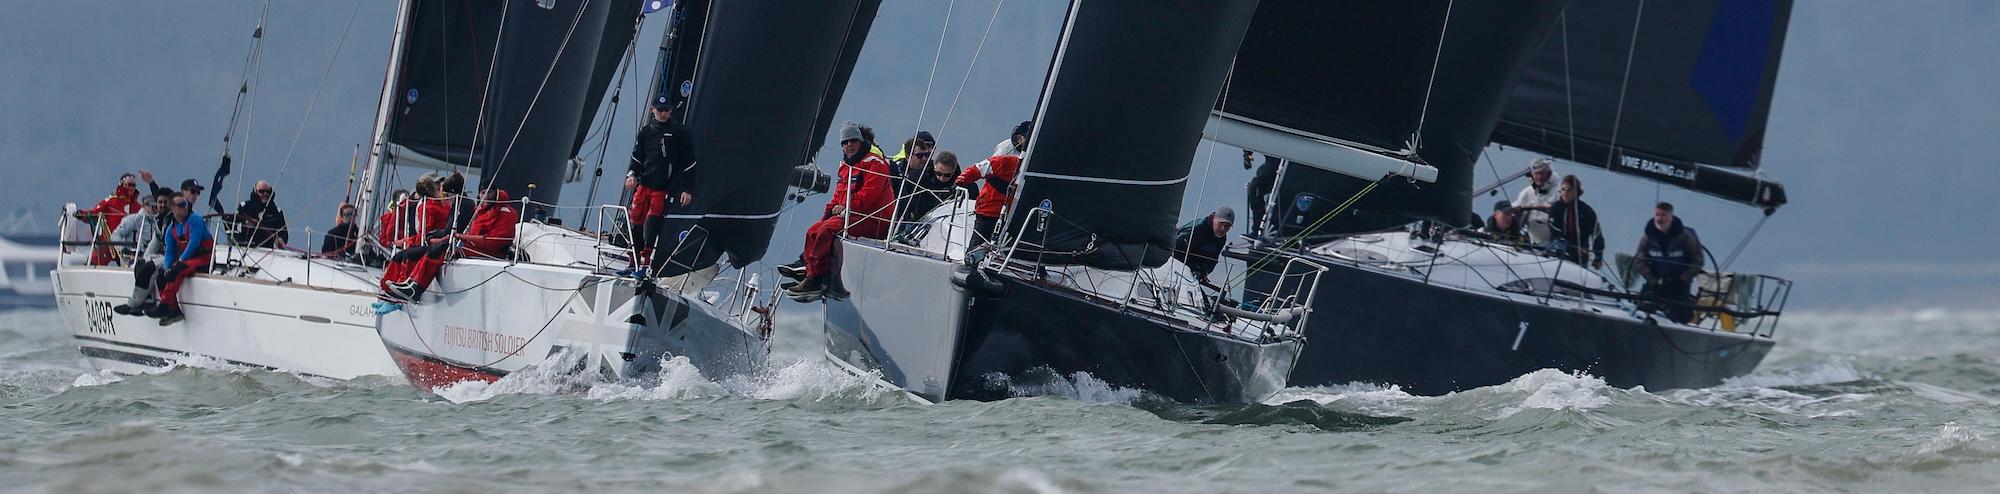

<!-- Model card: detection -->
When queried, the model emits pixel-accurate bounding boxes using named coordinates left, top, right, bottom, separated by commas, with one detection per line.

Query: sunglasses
left=912, top=152, right=932, bottom=160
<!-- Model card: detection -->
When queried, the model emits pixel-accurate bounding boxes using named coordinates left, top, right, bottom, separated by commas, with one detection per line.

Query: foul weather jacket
left=827, top=151, right=896, bottom=226
left=234, top=196, right=290, bottom=248
left=460, top=190, right=519, bottom=259
left=955, top=155, right=1021, bottom=219
left=162, top=215, right=214, bottom=267
left=1635, top=217, right=1704, bottom=283
left=629, top=120, right=700, bottom=194
left=1545, top=198, right=1604, bottom=263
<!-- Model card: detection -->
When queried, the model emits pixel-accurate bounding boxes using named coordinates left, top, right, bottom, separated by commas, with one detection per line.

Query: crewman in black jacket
left=627, top=94, right=699, bottom=267
left=234, top=180, right=289, bottom=248
left=1173, top=206, right=1235, bottom=286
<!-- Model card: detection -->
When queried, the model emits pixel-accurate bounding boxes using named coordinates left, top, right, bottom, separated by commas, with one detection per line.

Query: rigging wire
left=1409, top=0, right=1455, bottom=150
left=230, top=2, right=271, bottom=217
left=275, top=0, right=366, bottom=189
left=461, top=0, right=514, bottom=176
left=1603, top=0, right=1645, bottom=175
left=934, top=0, right=1007, bottom=140
left=484, top=0, right=594, bottom=197
left=580, top=15, right=645, bottom=230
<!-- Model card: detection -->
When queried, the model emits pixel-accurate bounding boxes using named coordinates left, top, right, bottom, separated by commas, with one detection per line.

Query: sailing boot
left=155, top=307, right=184, bottom=326
left=777, top=256, right=808, bottom=280
left=785, top=276, right=826, bottom=302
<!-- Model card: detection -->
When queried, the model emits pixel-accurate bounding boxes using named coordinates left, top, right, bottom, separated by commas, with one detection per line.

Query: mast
left=355, top=0, right=415, bottom=244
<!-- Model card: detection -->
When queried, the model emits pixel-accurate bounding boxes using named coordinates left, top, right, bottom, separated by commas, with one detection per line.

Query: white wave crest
left=1721, top=359, right=1869, bottom=389
left=740, top=357, right=887, bottom=402
left=431, top=349, right=595, bottom=404
left=585, top=356, right=728, bottom=401
left=997, top=370, right=1143, bottom=404
left=1495, top=369, right=1614, bottom=418
left=1265, top=382, right=1422, bottom=417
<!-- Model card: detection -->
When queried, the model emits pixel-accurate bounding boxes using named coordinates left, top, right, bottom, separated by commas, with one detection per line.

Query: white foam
left=741, top=357, right=886, bottom=402
left=1720, top=359, right=1868, bottom=389
left=1265, top=382, right=1423, bottom=417
left=1003, top=371, right=1143, bottom=404
left=1495, top=369, right=1613, bottom=418
left=432, top=350, right=595, bottom=404
left=71, top=369, right=125, bottom=387
left=585, top=356, right=727, bottom=401
left=1907, top=422, right=1995, bottom=462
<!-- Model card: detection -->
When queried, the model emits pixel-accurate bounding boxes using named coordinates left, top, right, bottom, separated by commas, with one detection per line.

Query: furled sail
left=649, top=0, right=882, bottom=276
left=382, top=0, right=643, bottom=205
left=1005, top=0, right=1260, bottom=270
left=1491, top=0, right=1792, bottom=209
left=1250, top=0, right=1568, bottom=238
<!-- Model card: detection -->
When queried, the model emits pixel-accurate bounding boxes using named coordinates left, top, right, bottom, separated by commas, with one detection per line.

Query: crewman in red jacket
left=77, top=173, right=143, bottom=265
left=954, top=152, right=1022, bottom=251
left=783, top=122, right=894, bottom=299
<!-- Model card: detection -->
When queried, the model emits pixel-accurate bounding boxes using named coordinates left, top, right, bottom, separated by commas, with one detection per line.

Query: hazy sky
left=3, top=1, right=1994, bottom=309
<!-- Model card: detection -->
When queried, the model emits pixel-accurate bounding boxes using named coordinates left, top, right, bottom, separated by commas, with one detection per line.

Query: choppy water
left=2, top=307, right=1997, bottom=492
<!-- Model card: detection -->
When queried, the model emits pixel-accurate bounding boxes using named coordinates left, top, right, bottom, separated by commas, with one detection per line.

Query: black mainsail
left=381, top=0, right=643, bottom=205
left=1234, top=0, right=1568, bottom=238
left=1004, top=0, right=1260, bottom=270
left=1492, top=0, right=1792, bottom=209
left=649, top=0, right=883, bottom=276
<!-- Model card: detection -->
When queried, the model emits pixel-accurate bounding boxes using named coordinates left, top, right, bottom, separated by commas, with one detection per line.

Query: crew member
left=1514, top=158, right=1558, bottom=245
left=1244, top=151, right=1281, bottom=237
left=627, top=95, right=699, bottom=269
left=77, top=173, right=143, bottom=265
left=1541, top=175, right=1604, bottom=267
left=783, top=122, right=894, bottom=299
left=1482, top=200, right=1522, bottom=241
left=1634, top=202, right=1704, bottom=323
left=373, top=175, right=452, bottom=313
left=151, top=198, right=214, bottom=324
left=955, top=126, right=1027, bottom=251
left=233, top=180, right=289, bottom=248
left=321, top=203, right=360, bottom=258
left=111, top=192, right=170, bottom=315
left=993, top=120, right=1031, bottom=158
left=1173, top=207, right=1235, bottom=286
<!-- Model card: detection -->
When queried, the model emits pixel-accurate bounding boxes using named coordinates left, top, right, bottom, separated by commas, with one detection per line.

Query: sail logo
left=1617, top=158, right=1697, bottom=183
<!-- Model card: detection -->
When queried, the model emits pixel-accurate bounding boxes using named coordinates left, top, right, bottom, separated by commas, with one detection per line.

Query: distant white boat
left=0, top=233, right=57, bottom=309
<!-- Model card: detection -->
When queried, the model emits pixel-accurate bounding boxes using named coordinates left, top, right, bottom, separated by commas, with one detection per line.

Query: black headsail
left=1002, top=0, right=1260, bottom=270
left=649, top=0, right=883, bottom=276
left=381, top=0, right=643, bottom=206
left=1229, top=0, right=1568, bottom=238
left=1492, top=0, right=1792, bottom=210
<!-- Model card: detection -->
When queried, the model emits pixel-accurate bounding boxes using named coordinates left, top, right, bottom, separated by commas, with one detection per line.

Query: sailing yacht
left=376, top=0, right=883, bottom=388
left=50, top=7, right=398, bottom=380
left=1232, top=0, right=1797, bottom=395
left=820, top=1, right=1359, bottom=405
